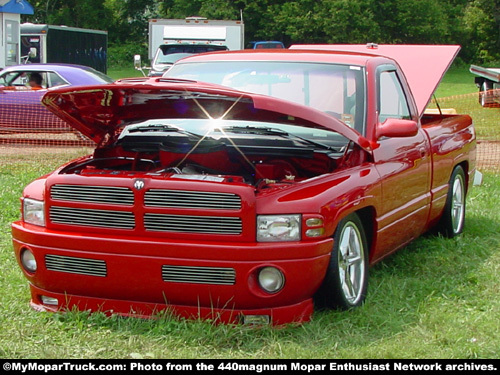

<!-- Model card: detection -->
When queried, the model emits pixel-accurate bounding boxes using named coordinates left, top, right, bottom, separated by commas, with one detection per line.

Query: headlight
left=257, top=214, right=300, bottom=242
left=23, top=198, right=45, bottom=227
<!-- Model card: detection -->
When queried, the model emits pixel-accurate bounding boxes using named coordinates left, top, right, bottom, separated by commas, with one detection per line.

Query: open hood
left=290, top=44, right=460, bottom=117
left=42, top=78, right=371, bottom=149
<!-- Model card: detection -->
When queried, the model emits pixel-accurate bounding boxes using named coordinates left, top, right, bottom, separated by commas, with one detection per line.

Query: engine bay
left=61, top=122, right=360, bottom=190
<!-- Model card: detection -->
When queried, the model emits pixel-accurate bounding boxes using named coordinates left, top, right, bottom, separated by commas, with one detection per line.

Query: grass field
left=0, top=65, right=498, bottom=359
left=435, top=66, right=478, bottom=97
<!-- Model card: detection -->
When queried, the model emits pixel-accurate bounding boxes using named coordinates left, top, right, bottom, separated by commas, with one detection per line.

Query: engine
left=61, top=123, right=344, bottom=190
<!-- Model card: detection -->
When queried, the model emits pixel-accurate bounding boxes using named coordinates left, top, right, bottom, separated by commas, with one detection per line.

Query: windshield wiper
left=128, top=123, right=205, bottom=139
left=219, top=126, right=340, bottom=152
left=219, top=126, right=287, bottom=136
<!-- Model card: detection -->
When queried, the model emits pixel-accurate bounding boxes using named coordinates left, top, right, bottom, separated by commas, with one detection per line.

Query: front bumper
left=12, top=221, right=332, bottom=325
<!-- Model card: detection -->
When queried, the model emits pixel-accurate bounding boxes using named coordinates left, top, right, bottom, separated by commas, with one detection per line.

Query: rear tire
left=437, top=166, right=466, bottom=238
left=315, top=213, right=369, bottom=310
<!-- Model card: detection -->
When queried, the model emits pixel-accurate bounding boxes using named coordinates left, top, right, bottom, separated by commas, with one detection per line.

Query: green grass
left=0, top=150, right=499, bottom=359
left=107, top=67, right=143, bottom=80
left=435, top=66, right=478, bottom=97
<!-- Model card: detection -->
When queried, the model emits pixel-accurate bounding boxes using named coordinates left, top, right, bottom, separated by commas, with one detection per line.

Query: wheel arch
left=455, top=161, right=469, bottom=193
left=353, top=206, right=376, bottom=261
left=329, top=205, right=376, bottom=261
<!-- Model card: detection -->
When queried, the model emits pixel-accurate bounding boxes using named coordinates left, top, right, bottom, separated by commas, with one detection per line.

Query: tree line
left=23, top=0, right=500, bottom=64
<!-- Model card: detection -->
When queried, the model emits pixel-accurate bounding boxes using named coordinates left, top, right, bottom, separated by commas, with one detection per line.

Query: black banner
left=1, top=359, right=498, bottom=374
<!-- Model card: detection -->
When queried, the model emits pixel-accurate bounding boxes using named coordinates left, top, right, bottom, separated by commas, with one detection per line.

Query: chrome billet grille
left=162, top=265, right=236, bottom=285
left=50, top=206, right=135, bottom=229
left=45, top=254, right=107, bottom=277
left=145, top=189, right=241, bottom=210
left=51, top=184, right=134, bottom=205
left=144, top=213, right=242, bottom=234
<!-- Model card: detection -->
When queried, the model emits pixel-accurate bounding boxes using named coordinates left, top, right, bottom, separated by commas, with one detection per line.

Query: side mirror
left=28, top=47, right=37, bottom=58
left=133, top=55, right=142, bottom=69
left=376, top=118, right=418, bottom=139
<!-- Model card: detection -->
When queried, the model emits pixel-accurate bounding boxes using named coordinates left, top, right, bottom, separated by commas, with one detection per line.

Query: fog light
left=243, top=315, right=270, bottom=325
left=21, top=249, right=37, bottom=273
left=41, top=296, right=58, bottom=306
left=258, top=267, right=285, bottom=293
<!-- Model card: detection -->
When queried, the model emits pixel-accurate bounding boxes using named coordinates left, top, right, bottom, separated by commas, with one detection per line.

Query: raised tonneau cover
left=290, top=44, right=461, bottom=117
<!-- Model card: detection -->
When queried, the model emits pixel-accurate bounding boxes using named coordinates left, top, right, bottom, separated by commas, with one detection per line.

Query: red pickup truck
left=12, top=45, right=476, bottom=325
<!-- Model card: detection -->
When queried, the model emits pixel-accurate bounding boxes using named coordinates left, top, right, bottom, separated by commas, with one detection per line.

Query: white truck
left=136, top=17, right=244, bottom=77
left=470, top=64, right=500, bottom=107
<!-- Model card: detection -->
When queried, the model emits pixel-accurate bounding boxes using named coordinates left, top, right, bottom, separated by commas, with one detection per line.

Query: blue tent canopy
left=0, top=0, right=34, bottom=15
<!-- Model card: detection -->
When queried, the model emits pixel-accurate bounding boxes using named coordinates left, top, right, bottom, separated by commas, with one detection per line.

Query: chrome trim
left=45, top=254, right=107, bottom=277
left=51, top=184, right=134, bottom=205
left=50, top=206, right=135, bottom=229
left=162, top=265, right=236, bottom=285
left=144, top=213, right=242, bottom=234
left=145, top=189, right=241, bottom=210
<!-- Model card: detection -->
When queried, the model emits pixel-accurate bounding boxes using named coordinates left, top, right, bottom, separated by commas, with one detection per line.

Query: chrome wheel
left=338, top=221, right=366, bottom=305
left=451, top=173, right=465, bottom=234
left=437, top=166, right=466, bottom=238
left=314, top=212, right=369, bottom=310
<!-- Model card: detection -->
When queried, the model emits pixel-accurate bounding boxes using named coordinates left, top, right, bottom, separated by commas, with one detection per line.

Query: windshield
left=155, top=45, right=228, bottom=65
left=165, top=61, right=366, bottom=134
left=119, top=119, right=349, bottom=151
left=156, top=53, right=194, bottom=65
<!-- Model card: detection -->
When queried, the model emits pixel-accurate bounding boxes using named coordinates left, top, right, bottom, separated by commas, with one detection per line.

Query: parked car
left=247, top=41, right=285, bottom=49
left=0, top=64, right=113, bottom=133
left=12, top=45, right=476, bottom=325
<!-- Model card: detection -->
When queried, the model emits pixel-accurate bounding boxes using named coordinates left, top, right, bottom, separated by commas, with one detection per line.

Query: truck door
left=371, top=66, right=432, bottom=261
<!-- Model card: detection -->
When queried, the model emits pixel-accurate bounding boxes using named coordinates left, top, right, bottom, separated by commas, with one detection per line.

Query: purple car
left=0, top=64, right=113, bottom=133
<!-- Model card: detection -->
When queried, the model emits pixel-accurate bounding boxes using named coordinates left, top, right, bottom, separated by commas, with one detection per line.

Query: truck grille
left=45, top=254, right=107, bottom=277
left=48, top=184, right=244, bottom=235
left=51, top=184, right=134, bottom=205
left=50, top=206, right=136, bottom=229
left=145, top=189, right=241, bottom=209
left=144, top=213, right=242, bottom=234
left=162, top=265, right=236, bottom=285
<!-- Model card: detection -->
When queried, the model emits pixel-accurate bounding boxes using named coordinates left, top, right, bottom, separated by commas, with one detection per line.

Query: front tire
left=438, top=166, right=466, bottom=238
left=315, top=213, right=369, bottom=310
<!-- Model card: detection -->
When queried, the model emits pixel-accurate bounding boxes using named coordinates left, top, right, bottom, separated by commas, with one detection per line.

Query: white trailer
left=140, top=17, right=244, bottom=76
left=470, top=64, right=500, bottom=107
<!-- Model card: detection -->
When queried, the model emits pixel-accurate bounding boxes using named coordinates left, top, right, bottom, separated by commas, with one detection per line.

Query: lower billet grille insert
left=45, top=254, right=107, bottom=277
left=162, top=265, right=236, bottom=285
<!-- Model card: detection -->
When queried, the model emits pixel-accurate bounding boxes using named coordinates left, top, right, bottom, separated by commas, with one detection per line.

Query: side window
left=47, top=72, right=68, bottom=88
left=5, top=21, right=19, bottom=66
left=379, top=71, right=411, bottom=122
